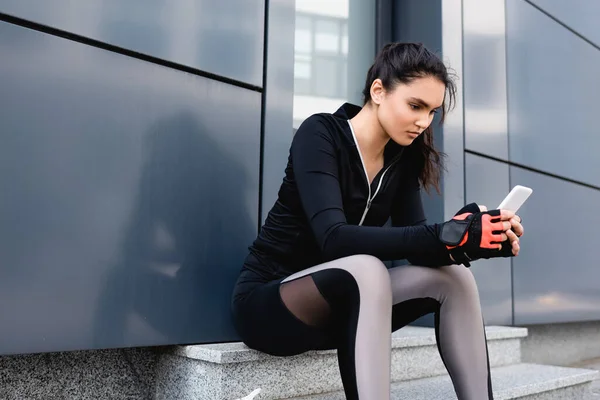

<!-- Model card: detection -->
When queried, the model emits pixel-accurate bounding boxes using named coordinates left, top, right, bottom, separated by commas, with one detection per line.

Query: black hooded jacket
left=244, top=103, right=453, bottom=280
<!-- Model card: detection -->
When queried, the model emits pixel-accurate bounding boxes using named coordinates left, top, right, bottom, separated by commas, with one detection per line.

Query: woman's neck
left=349, top=104, right=390, bottom=162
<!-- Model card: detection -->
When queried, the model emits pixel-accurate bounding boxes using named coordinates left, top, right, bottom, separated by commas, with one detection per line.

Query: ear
left=369, top=79, right=385, bottom=105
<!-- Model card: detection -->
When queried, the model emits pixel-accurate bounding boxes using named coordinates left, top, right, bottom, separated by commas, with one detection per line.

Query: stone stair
left=155, top=326, right=599, bottom=400
left=297, top=364, right=597, bottom=400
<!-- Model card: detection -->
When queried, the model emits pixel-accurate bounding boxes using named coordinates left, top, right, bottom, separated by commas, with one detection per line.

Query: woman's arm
left=292, top=115, right=448, bottom=262
left=389, top=172, right=454, bottom=267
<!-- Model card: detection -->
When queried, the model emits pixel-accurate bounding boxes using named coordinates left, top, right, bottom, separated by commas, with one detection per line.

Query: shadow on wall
left=92, top=111, right=255, bottom=347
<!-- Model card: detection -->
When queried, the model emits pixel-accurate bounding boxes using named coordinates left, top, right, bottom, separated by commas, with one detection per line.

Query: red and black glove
left=437, top=203, right=514, bottom=267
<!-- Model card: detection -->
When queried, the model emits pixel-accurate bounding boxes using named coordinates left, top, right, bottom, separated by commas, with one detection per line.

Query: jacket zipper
left=348, top=120, right=392, bottom=226
left=358, top=167, right=391, bottom=225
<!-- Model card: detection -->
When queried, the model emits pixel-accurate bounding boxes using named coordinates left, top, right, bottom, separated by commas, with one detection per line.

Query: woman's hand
left=441, top=206, right=514, bottom=265
left=479, top=205, right=522, bottom=256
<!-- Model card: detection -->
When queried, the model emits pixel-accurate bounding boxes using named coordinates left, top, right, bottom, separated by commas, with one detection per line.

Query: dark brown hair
left=362, top=42, right=457, bottom=194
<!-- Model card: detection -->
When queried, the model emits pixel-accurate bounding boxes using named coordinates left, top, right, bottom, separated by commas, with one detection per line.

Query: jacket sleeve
left=389, top=169, right=454, bottom=267
left=291, top=115, right=448, bottom=262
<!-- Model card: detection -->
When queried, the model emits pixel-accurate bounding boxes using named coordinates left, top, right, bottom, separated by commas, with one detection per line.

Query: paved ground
left=570, top=357, right=600, bottom=398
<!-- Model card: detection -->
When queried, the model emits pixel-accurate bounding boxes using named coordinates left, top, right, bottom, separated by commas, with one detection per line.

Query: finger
left=512, top=236, right=520, bottom=254
left=510, top=218, right=524, bottom=237
left=500, top=209, right=516, bottom=220
left=506, top=229, right=519, bottom=244
left=478, top=204, right=488, bottom=212
left=506, top=229, right=520, bottom=256
left=512, top=241, right=520, bottom=256
left=502, top=221, right=511, bottom=231
left=499, top=232, right=508, bottom=242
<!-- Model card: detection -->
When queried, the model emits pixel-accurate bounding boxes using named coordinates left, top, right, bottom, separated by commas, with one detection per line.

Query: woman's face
left=374, top=76, right=446, bottom=146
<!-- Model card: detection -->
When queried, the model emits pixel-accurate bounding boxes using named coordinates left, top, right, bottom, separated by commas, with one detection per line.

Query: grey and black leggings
left=231, top=254, right=493, bottom=400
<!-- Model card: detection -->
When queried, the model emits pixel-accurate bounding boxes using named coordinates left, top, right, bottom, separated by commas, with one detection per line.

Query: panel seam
left=0, top=12, right=263, bottom=92
left=465, top=149, right=600, bottom=191
left=523, top=0, right=600, bottom=51
left=258, top=0, right=270, bottom=231
left=505, top=0, right=516, bottom=327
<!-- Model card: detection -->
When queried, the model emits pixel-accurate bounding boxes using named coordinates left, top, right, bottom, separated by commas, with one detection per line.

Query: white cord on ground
left=235, top=388, right=262, bottom=400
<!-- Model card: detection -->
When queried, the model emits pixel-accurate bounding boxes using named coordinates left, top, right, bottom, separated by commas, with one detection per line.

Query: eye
left=431, top=108, right=440, bottom=115
left=409, top=103, right=420, bottom=110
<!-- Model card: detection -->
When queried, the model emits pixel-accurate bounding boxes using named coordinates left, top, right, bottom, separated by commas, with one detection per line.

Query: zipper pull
left=367, top=199, right=372, bottom=209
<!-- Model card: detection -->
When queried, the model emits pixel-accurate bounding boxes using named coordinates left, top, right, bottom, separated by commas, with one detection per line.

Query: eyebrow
left=409, top=97, right=441, bottom=110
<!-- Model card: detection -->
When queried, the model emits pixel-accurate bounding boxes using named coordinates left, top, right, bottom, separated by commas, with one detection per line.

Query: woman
left=231, top=42, right=523, bottom=400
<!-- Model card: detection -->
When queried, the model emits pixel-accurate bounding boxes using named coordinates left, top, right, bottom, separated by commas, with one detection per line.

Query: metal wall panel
left=394, top=0, right=441, bottom=52
left=511, top=167, right=600, bottom=324
left=0, top=0, right=264, bottom=86
left=528, top=0, right=600, bottom=48
left=465, top=154, right=512, bottom=325
left=441, top=0, right=466, bottom=220
left=463, top=0, right=509, bottom=160
left=506, top=0, right=600, bottom=187
left=261, top=0, right=295, bottom=224
left=0, top=21, right=260, bottom=355
left=347, top=0, right=377, bottom=104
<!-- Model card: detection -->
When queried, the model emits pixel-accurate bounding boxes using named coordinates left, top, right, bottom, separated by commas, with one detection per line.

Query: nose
left=415, top=119, right=428, bottom=131
left=415, top=113, right=433, bottom=131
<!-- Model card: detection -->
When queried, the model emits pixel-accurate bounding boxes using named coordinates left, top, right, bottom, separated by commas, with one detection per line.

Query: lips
left=407, top=131, right=420, bottom=138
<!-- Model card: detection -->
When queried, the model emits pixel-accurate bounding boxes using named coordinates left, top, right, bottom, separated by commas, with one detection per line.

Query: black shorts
left=231, top=266, right=338, bottom=356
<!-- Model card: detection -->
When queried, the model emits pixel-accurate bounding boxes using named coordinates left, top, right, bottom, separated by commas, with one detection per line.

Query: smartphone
left=497, top=185, right=533, bottom=213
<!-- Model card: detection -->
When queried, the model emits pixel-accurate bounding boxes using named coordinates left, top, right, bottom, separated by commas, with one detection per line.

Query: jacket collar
left=333, top=102, right=362, bottom=120
left=333, top=103, right=405, bottom=163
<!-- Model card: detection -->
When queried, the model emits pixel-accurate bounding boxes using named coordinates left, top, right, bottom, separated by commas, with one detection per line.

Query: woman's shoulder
left=295, top=110, right=352, bottom=145
left=297, top=112, right=341, bottom=131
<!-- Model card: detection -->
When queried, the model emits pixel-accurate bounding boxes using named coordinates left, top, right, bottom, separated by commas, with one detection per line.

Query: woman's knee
left=346, top=254, right=389, bottom=281
left=443, top=265, right=480, bottom=299
left=345, top=254, right=392, bottom=303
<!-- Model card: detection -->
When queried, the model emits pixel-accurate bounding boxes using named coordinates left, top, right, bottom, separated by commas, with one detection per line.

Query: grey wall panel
left=528, top=0, right=600, bottom=48
left=261, top=0, right=295, bottom=224
left=394, top=0, right=441, bottom=52
left=0, top=0, right=264, bottom=86
left=347, top=0, right=377, bottom=104
left=511, top=167, right=600, bottom=325
left=463, top=0, right=509, bottom=160
left=0, top=22, right=260, bottom=355
left=506, top=0, right=600, bottom=187
left=465, top=154, right=512, bottom=325
left=441, top=0, right=465, bottom=220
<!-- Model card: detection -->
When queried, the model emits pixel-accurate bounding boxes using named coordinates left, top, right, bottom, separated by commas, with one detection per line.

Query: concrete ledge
left=173, top=326, right=528, bottom=363
left=156, top=326, right=527, bottom=400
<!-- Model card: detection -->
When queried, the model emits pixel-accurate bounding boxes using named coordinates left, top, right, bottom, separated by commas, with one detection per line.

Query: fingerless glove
left=437, top=203, right=514, bottom=267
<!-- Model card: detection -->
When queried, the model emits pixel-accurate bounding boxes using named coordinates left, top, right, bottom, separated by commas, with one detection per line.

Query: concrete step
left=294, top=363, right=599, bottom=400
left=155, top=325, right=528, bottom=400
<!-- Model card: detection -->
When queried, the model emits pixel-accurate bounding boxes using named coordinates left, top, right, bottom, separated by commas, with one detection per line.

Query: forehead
left=393, top=76, right=445, bottom=107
